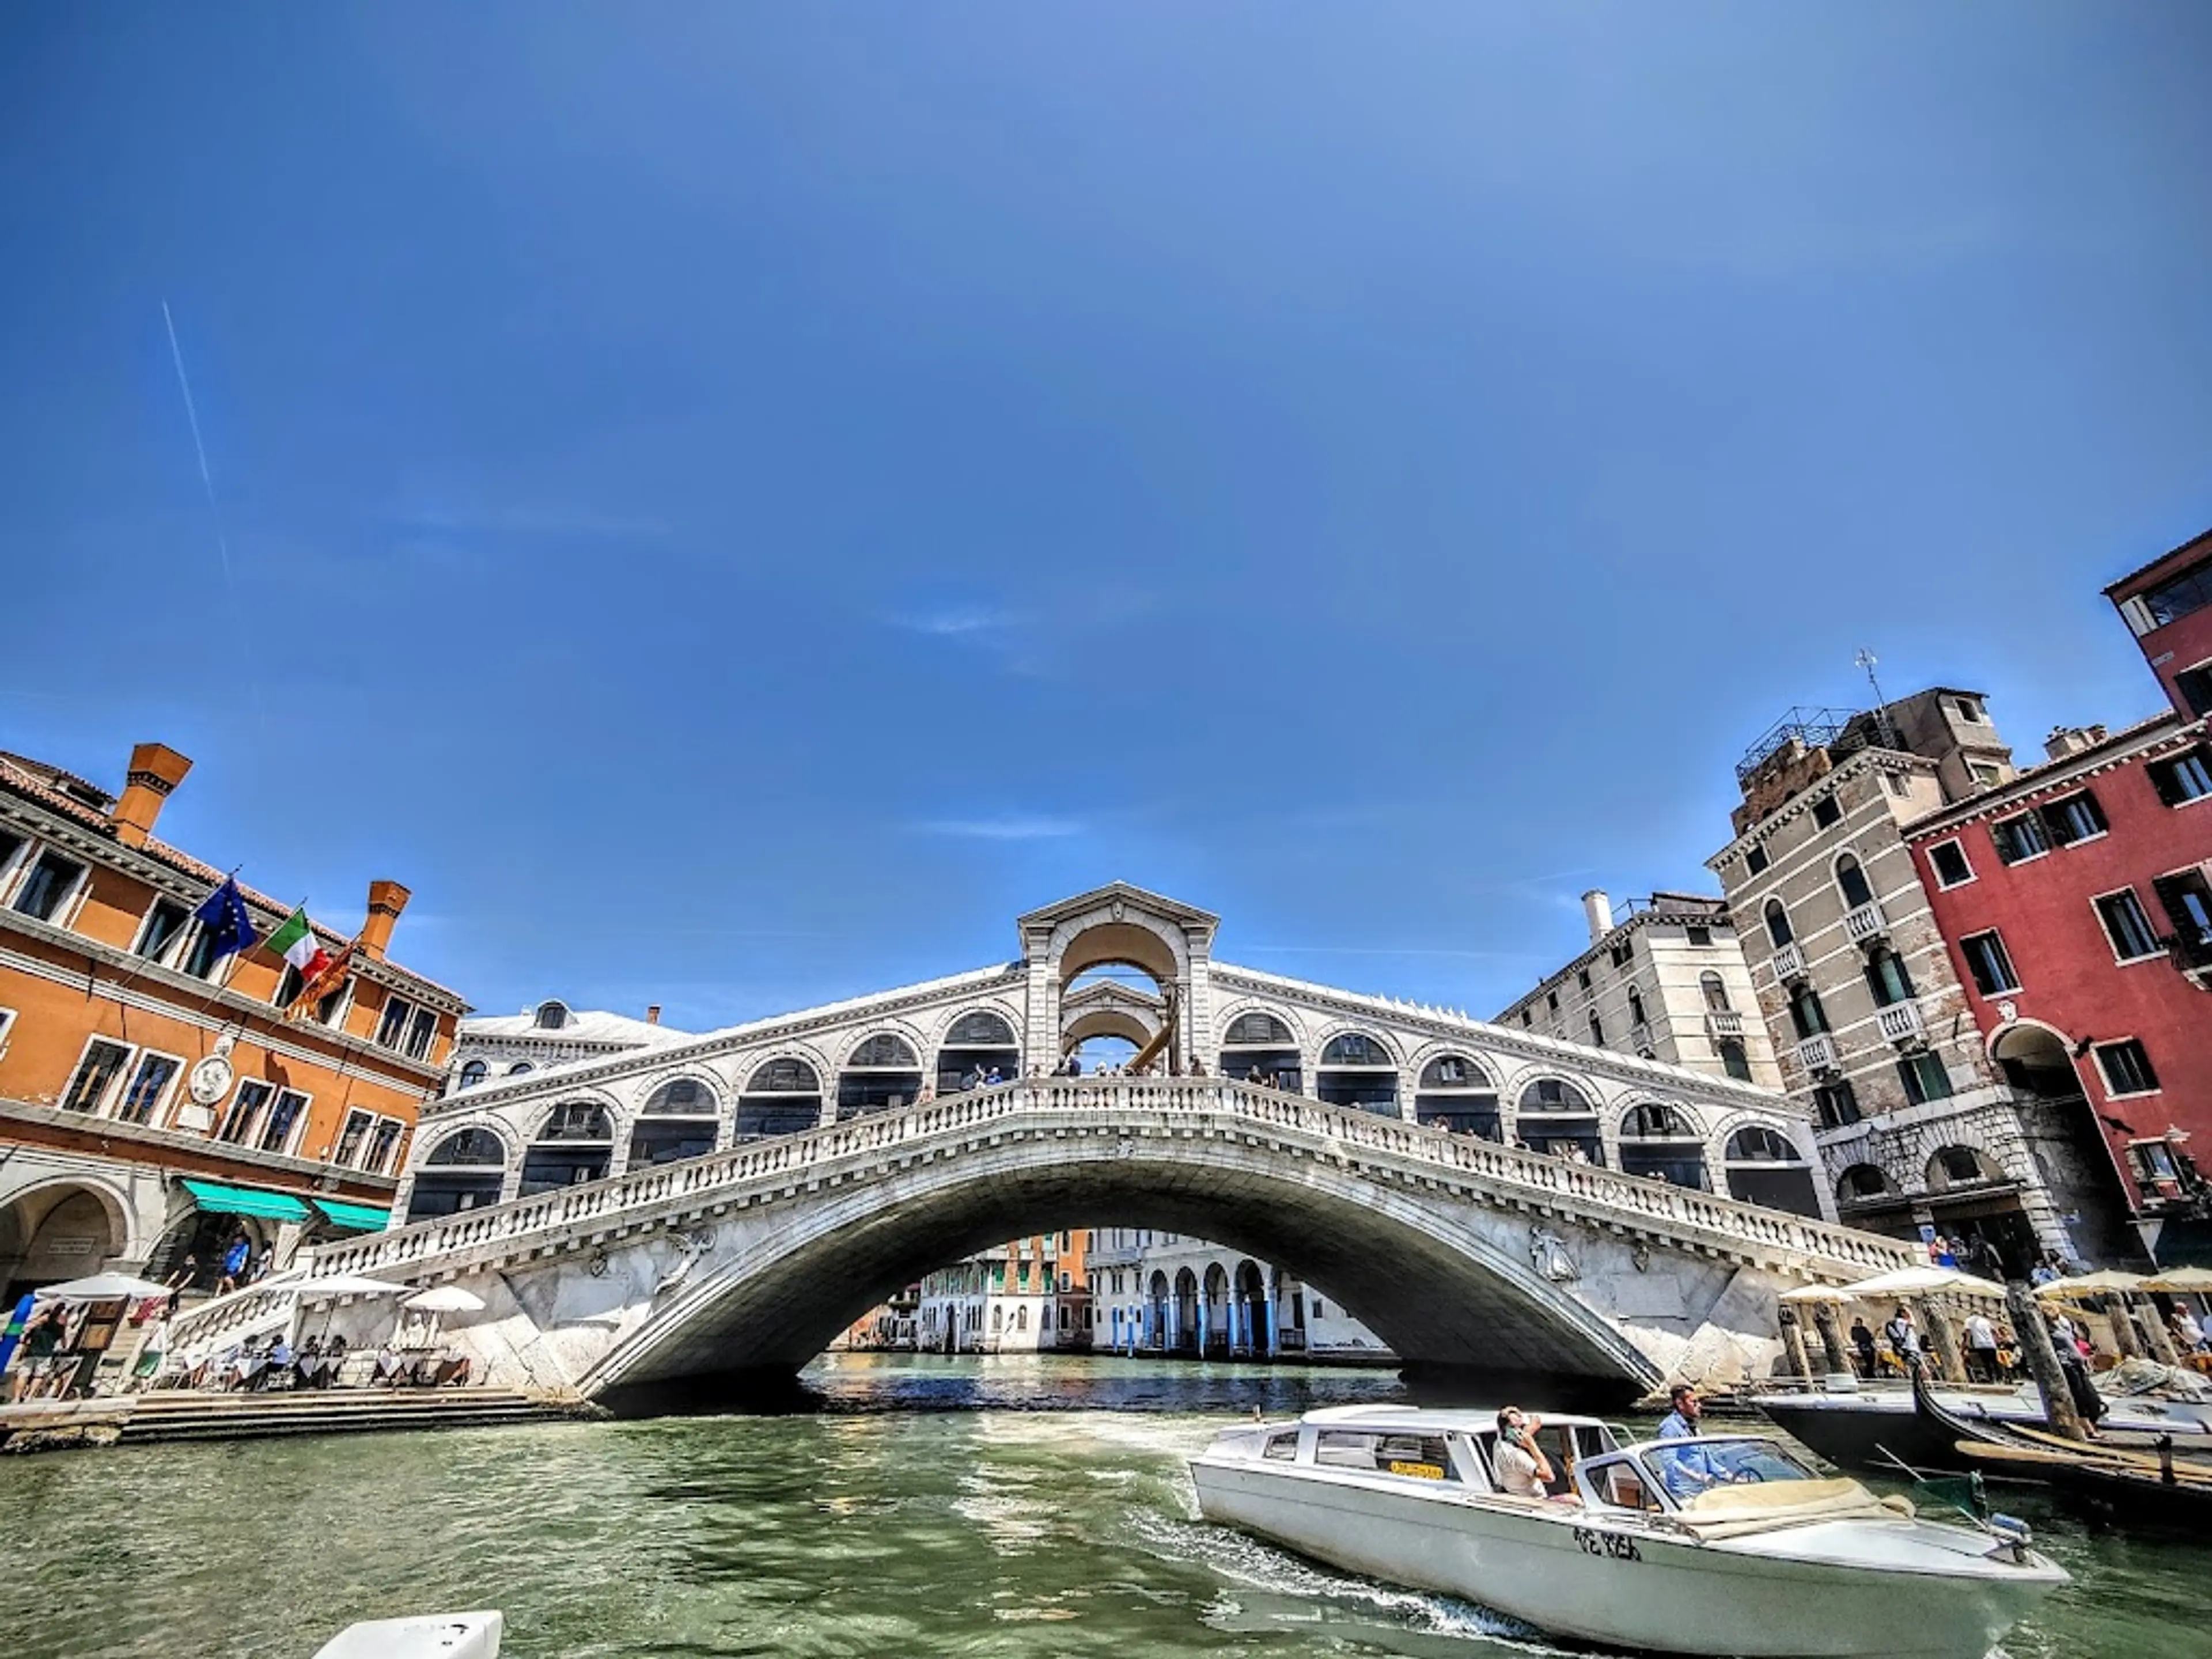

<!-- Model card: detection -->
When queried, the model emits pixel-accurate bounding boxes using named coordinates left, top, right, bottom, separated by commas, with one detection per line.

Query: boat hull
left=1191, top=1459, right=2059, bottom=1659
left=1757, top=1386, right=2212, bottom=1476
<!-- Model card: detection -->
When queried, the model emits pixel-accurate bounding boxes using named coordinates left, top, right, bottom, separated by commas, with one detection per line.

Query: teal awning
left=180, top=1178, right=313, bottom=1224
left=312, top=1198, right=392, bottom=1234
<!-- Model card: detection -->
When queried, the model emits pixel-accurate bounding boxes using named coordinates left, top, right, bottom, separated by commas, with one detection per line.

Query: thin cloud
left=387, top=504, right=669, bottom=541
left=1236, top=944, right=1546, bottom=961
left=915, top=815, right=1084, bottom=841
left=890, top=604, right=1020, bottom=639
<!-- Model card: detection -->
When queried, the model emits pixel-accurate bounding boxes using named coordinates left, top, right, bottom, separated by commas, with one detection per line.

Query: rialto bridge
left=171, top=885, right=1924, bottom=1408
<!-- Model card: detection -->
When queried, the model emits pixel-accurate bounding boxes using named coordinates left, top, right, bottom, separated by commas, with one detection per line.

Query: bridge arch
left=1063, top=1007, right=1155, bottom=1051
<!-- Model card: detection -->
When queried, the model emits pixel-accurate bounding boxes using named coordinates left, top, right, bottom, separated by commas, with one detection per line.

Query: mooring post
left=1919, top=1300, right=1965, bottom=1382
left=1777, top=1306, right=1812, bottom=1380
left=1809, top=1303, right=1850, bottom=1377
left=2007, top=1279, right=2087, bottom=1442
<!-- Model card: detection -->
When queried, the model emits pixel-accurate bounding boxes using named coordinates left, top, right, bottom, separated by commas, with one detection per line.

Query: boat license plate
left=1572, top=1527, right=1642, bottom=1562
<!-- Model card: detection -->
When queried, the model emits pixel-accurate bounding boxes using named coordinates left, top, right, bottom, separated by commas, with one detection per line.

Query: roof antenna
left=1855, top=649, right=1901, bottom=749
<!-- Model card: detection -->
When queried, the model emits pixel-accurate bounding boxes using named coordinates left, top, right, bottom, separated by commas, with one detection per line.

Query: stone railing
left=307, top=1078, right=1920, bottom=1285
left=162, top=1273, right=316, bottom=1368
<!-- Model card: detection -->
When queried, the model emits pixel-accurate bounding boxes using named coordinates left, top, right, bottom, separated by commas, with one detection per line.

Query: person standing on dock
left=1963, top=1313, right=2001, bottom=1384
left=1849, top=1317, right=1877, bottom=1378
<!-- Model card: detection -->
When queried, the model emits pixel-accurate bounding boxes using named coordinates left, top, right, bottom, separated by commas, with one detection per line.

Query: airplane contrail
left=160, top=299, right=238, bottom=594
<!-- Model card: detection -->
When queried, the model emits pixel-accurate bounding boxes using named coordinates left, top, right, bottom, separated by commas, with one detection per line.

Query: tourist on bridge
left=1657, top=1384, right=1702, bottom=1440
left=217, top=1231, right=252, bottom=1296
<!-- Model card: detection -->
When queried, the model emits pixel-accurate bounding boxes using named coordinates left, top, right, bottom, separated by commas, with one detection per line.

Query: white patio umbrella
left=2033, top=1270, right=2147, bottom=1300
left=1814, top=1264, right=2008, bottom=1301
left=34, top=1271, right=174, bottom=1302
left=400, top=1285, right=484, bottom=1314
left=291, top=1275, right=407, bottom=1299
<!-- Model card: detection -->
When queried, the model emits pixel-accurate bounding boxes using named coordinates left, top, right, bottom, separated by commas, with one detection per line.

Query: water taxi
left=1189, top=1404, right=2064, bottom=1659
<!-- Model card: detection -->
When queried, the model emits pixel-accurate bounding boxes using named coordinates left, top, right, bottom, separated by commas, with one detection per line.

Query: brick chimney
left=646, top=1005, right=662, bottom=1025
left=111, top=743, right=192, bottom=848
left=359, top=879, right=411, bottom=960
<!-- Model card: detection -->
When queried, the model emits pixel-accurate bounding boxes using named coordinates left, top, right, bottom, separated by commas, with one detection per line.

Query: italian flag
left=267, top=907, right=334, bottom=984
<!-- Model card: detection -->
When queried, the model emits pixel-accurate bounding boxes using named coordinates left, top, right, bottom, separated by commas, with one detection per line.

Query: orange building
left=0, top=741, right=466, bottom=1302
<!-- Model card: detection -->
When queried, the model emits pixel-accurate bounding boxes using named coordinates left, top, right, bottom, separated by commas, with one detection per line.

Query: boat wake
left=1123, top=1505, right=1571, bottom=1655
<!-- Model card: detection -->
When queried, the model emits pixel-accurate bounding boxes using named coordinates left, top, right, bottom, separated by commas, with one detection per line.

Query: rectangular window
left=258, top=1089, right=310, bottom=1154
left=1991, top=813, right=2050, bottom=865
left=1927, top=840, right=1974, bottom=887
left=2148, top=748, right=2212, bottom=806
left=61, top=1039, right=132, bottom=1113
left=2175, top=662, right=2212, bottom=720
left=1887, top=772, right=1910, bottom=797
left=1969, top=761, right=2005, bottom=787
left=404, top=1006, right=438, bottom=1061
left=1812, top=796, right=1842, bottom=829
left=2095, top=890, right=2163, bottom=962
left=12, top=849, right=86, bottom=922
left=134, top=897, right=192, bottom=961
left=1899, top=1053, right=1955, bottom=1105
left=1575, top=967, right=1591, bottom=990
left=376, top=995, right=414, bottom=1050
left=1955, top=696, right=1983, bottom=722
left=178, top=923, right=226, bottom=980
left=2037, top=790, right=2108, bottom=847
left=2094, top=1039, right=2160, bottom=1097
left=1744, top=844, right=1769, bottom=876
left=1959, top=931, right=2020, bottom=995
left=2142, top=559, right=2212, bottom=628
left=1608, top=940, right=1633, bottom=968
left=2129, top=1141, right=2182, bottom=1184
left=218, top=1080, right=273, bottom=1144
left=367, top=1119, right=405, bottom=1176
left=0, top=829, right=22, bottom=876
left=335, top=1109, right=373, bottom=1167
left=274, top=963, right=304, bottom=1009
left=1685, top=924, right=1713, bottom=948
left=0, top=1006, right=14, bottom=1058
left=2152, top=870, right=2212, bottom=960
left=116, top=1051, right=181, bottom=1126
left=1812, top=1080, right=1861, bottom=1129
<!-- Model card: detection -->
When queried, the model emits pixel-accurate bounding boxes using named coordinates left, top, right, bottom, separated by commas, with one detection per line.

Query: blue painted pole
left=1198, top=1293, right=1209, bottom=1358
left=1264, top=1296, right=1278, bottom=1358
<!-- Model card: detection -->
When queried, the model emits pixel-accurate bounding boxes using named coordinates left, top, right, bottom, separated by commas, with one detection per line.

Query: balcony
left=1771, top=941, right=1808, bottom=983
left=1844, top=900, right=1890, bottom=946
left=1705, top=1009, right=1745, bottom=1041
left=1876, top=1000, right=1927, bottom=1046
left=1796, top=1032, right=1841, bottom=1074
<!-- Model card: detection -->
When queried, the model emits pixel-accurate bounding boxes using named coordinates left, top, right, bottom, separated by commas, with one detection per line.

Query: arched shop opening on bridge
left=936, top=1011, right=1021, bottom=1093
left=1316, top=1031, right=1397, bottom=1114
left=737, top=1059, right=823, bottom=1139
left=0, top=1182, right=127, bottom=1302
left=522, top=1104, right=615, bottom=1196
left=405, top=1127, right=509, bottom=1221
left=630, top=1078, right=721, bottom=1168
left=1414, top=1054, right=1500, bottom=1138
left=1518, top=1078, right=1604, bottom=1163
left=1218, top=1011, right=1301, bottom=1089
left=838, top=1034, right=923, bottom=1119
left=1722, top=1126, right=1821, bottom=1218
left=1618, top=1103, right=1709, bottom=1190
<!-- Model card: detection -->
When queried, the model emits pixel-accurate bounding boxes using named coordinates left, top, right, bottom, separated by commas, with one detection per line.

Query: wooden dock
left=0, top=1387, right=601, bottom=1453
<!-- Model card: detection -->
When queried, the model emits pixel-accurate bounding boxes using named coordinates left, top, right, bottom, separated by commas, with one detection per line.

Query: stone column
left=2007, top=1280, right=2086, bottom=1442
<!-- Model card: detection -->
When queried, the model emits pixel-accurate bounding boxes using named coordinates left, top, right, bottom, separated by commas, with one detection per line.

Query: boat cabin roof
left=1295, top=1404, right=1614, bottom=1437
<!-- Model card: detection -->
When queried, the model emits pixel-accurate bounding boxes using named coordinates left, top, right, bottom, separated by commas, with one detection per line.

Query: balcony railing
left=1771, top=941, right=1808, bottom=983
left=1796, top=1032, right=1841, bottom=1074
left=1844, top=901, right=1890, bottom=945
left=1705, top=1009, right=1745, bottom=1040
left=1875, top=1000, right=1926, bottom=1046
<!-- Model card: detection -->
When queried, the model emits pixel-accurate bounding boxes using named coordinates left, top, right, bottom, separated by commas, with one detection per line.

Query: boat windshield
left=1641, top=1438, right=1817, bottom=1503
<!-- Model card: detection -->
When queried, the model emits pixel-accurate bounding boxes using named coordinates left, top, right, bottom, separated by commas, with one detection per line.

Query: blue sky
left=3, top=7, right=2209, bottom=1032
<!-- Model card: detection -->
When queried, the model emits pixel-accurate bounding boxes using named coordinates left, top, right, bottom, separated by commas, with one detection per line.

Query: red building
left=2108, top=525, right=2212, bottom=722
left=1902, top=706, right=2212, bottom=1266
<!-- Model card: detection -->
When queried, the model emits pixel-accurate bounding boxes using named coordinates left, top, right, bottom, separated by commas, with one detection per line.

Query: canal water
left=1, top=1354, right=2203, bottom=1659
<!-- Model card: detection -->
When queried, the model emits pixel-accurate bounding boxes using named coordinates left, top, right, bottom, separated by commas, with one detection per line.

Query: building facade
left=2108, top=525, right=2212, bottom=722
left=1707, top=694, right=2131, bottom=1273
left=1495, top=889, right=1783, bottom=1091
left=1085, top=1228, right=1391, bottom=1360
left=449, top=1000, right=690, bottom=1094
left=915, top=1233, right=1087, bottom=1353
left=395, top=884, right=1832, bottom=1237
left=0, top=743, right=465, bottom=1306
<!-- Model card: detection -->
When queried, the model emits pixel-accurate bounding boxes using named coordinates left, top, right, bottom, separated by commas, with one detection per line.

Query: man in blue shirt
left=1657, top=1384, right=1700, bottom=1440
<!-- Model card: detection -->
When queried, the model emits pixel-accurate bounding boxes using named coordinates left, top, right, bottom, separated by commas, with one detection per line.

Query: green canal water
left=1, top=1354, right=2203, bottom=1659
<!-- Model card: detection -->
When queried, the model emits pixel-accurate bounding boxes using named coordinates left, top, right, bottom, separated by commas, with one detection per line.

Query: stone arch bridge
left=222, top=1075, right=1916, bottom=1412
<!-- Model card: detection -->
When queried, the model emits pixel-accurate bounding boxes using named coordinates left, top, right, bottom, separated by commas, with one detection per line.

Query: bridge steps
left=0, top=1388, right=596, bottom=1452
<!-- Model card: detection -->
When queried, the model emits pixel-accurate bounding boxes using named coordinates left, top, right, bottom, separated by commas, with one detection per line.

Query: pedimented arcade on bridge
left=400, top=883, right=1831, bottom=1228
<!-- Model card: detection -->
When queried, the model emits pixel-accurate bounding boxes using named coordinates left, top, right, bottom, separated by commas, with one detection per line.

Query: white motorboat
left=1188, top=1404, right=2065, bottom=1659
left=311, top=1611, right=502, bottom=1658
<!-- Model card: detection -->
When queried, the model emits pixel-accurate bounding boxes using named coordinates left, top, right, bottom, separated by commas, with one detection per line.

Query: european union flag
left=191, top=877, right=258, bottom=961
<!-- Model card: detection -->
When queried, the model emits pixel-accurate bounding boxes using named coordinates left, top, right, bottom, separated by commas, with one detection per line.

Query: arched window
left=838, top=1034, right=922, bottom=1120
left=506, top=1062, right=534, bottom=1077
left=520, top=1104, right=612, bottom=1196
left=1835, top=854, right=1873, bottom=910
left=1929, top=1145, right=2001, bottom=1190
left=1838, top=1164, right=1893, bottom=1201
left=535, top=1000, right=569, bottom=1031
left=1586, top=1010, right=1605, bottom=1046
left=1415, top=1054, right=1499, bottom=1139
left=630, top=1077, right=720, bottom=1168
left=457, top=1059, right=488, bottom=1090
left=936, top=1010, right=1021, bottom=1094
left=1219, top=1010, right=1301, bottom=1090
left=1317, top=1031, right=1397, bottom=1116
left=1619, top=1103, right=1708, bottom=1190
left=1516, top=1079, right=1603, bottom=1165
left=1765, top=899, right=1794, bottom=948
left=404, top=1127, right=507, bottom=1222
left=1699, top=971, right=1730, bottom=1013
left=738, top=1057, right=822, bottom=1139
left=1863, top=947, right=1915, bottom=1007
left=1788, top=984, right=1830, bottom=1039
left=1725, top=1124, right=1821, bottom=1217
left=1626, top=987, right=1647, bottom=1028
